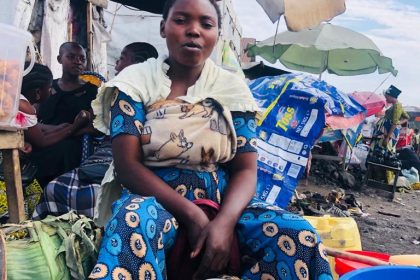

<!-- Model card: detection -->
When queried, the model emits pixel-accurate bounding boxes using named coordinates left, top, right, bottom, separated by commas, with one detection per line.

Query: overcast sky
left=232, top=0, right=420, bottom=106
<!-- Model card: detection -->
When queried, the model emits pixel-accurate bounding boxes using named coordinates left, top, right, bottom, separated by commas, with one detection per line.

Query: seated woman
left=89, top=0, right=332, bottom=279
left=19, top=63, right=90, bottom=150
left=0, top=63, right=88, bottom=221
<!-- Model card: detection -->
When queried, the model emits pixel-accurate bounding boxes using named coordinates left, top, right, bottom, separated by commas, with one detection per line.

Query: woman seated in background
left=88, top=0, right=332, bottom=279
left=0, top=63, right=89, bottom=221
left=18, top=62, right=90, bottom=150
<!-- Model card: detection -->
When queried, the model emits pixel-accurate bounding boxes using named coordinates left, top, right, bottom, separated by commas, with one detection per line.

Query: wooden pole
left=0, top=230, right=6, bottom=280
left=2, top=149, right=26, bottom=223
left=86, top=1, right=93, bottom=71
left=0, top=130, right=25, bottom=223
left=325, top=247, right=391, bottom=266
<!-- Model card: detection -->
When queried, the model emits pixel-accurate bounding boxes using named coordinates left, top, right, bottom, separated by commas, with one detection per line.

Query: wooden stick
left=2, top=149, right=26, bottom=223
left=325, top=247, right=392, bottom=266
left=86, top=2, right=93, bottom=71
left=0, top=230, right=6, bottom=280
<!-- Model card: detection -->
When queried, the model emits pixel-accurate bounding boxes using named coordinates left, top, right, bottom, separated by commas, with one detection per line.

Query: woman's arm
left=112, top=135, right=209, bottom=229
left=25, top=123, right=75, bottom=149
left=18, top=99, right=76, bottom=149
left=216, top=152, right=257, bottom=226
left=39, top=123, right=72, bottom=135
left=192, top=152, right=257, bottom=278
left=193, top=112, right=258, bottom=277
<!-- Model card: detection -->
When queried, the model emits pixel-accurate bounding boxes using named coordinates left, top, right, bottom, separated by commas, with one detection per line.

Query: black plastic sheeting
left=110, top=0, right=222, bottom=14
left=111, top=0, right=166, bottom=14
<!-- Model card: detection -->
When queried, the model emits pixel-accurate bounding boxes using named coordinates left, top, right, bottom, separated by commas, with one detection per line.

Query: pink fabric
left=326, top=113, right=366, bottom=130
left=350, top=91, right=386, bottom=117
left=397, top=127, right=414, bottom=149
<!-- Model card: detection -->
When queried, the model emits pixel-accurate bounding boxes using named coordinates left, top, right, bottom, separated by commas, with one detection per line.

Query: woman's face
left=385, top=94, right=397, bottom=104
left=160, top=0, right=219, bottom=68
left=37, top=83, right=52, bottom=103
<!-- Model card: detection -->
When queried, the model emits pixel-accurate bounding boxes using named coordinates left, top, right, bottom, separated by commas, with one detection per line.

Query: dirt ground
left=297, top=178, right=420, bottom=255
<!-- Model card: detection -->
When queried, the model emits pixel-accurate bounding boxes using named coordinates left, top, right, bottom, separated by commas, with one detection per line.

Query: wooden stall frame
left=0, top=130, right=26, bottom=223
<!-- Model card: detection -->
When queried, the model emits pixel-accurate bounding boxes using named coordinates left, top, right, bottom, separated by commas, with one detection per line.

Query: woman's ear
left=160, top=20, right=166, bottom=38
left=57, top=55, right=62, bottom=64
left=35, top=88, right=41, bottom=101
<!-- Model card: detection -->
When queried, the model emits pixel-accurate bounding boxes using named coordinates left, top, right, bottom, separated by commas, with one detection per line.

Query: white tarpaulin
left=0, top=0, right=36, bottom=29
left=40, top=0, right=70, bottom=77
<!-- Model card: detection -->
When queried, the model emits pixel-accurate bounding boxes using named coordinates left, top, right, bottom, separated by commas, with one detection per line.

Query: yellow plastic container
left=305, top=215, right=362, bottom=280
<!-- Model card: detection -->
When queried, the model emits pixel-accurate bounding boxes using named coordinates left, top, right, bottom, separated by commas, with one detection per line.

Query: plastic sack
left=0, top=212, right=102, bottom=279
left=401, top=167, right=419, bottom=185
left=249, top=75, right=326, bottom=207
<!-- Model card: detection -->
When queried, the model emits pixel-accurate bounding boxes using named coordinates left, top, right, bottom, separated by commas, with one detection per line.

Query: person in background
left=397, top=124, right=420, bottom=172
left=115, top=42, right=158, bottom=75
left=396, top=122, right=414, bottom=151
left=33, top=42, right=99, bottom=186
left=413, top=128, right=420, bottom=156
left=88, top=0, right=332, bottom=279
left=18, top=62, right=90, bottom=149
left=0, top=63, right=88, bottom=221
left=33, top=42, right=159, bottom=220
left=371, top=85, right=409, bottom=153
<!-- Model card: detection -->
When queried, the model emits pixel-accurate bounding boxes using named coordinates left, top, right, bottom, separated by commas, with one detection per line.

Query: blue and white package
left=250, top=75, right=326, bottom=207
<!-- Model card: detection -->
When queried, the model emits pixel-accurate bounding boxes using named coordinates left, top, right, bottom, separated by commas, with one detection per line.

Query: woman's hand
left=73, top=110, right=91, bottom=130
left=186, top=207, right=210, bottom=251
left=19, top=142, right=32, bottom=154
left=191, top=216, right=235, bottom=279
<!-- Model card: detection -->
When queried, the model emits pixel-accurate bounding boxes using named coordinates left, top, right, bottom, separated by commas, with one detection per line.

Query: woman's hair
left=162, top=0, right=222, bottom=29
left=21, top=62, right=53, bottom=95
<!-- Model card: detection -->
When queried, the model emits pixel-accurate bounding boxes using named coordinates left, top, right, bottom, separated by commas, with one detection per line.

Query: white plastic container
left=0, top=23, right=35, bottom=129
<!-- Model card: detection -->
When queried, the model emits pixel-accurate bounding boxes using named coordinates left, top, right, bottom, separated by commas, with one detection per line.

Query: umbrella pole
left=373, top=73, right=392, bottom=93
left=272, top=19, right=281, bottom=53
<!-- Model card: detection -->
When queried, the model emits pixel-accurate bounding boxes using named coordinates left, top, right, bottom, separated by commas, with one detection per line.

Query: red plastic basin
left=335, top=250, right=391, bottom=276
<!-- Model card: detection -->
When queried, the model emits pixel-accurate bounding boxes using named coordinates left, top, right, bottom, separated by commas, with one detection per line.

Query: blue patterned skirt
left=89, top=167, right=332, bottom=280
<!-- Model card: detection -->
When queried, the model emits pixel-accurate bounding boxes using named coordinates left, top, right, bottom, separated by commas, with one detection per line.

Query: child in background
left=115, top=42, right=158, bottom=75
left=33, top=42, right=99, bottom=186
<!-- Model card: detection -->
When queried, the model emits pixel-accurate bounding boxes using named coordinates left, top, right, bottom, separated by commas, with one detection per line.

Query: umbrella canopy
left=350, top=91, right=386, bottom=117
left=247, top=23, right=398, bottom=77
left=256, top=0, right=346, bottom=31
